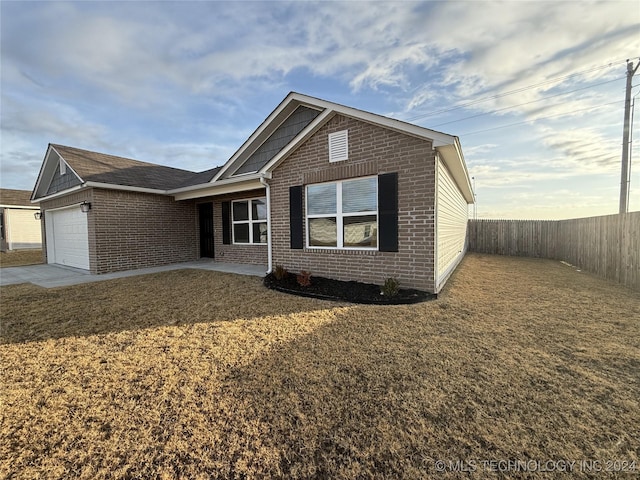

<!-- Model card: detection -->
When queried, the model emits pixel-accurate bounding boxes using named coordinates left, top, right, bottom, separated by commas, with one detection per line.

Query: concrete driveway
left=0, top=261, right=267, bottom=288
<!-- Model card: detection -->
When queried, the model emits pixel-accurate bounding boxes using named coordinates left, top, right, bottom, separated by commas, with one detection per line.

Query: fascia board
left=172, top=177, right=265, bottom=201
left=436, top=142, right=475, bottom=203
left=168, top=172, right=264, bottom=195
left=53, top=145, right=85, bottom=183
left=287, top=92, right=457, bottom=146
left=83, top=181, right=167, bottom=195
left=31, top=145, right=53, bottom=201
left=37, top=174, right=268, bottom=204
left=0, top=204, right=39, bottom=209
left=35, top=181, right=170, bottom=204
left=30, top=185, right=86, bottom=203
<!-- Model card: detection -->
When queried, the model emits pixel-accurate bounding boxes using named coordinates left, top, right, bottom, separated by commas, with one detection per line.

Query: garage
left=45, top=206, right=90, bottom=270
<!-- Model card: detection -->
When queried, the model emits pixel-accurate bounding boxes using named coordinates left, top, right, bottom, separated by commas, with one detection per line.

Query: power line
left=458, top=100, right=622, bottom=137
left=406, top=59, right=626, bottom=122
left=429, top=77, right=623, bottom=128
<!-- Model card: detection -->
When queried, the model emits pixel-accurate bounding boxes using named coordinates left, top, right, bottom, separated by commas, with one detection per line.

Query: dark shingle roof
left=173, top=166, right=222, bottom=189
left=0, top=188, right=34, bottom=206
left=51, top=144, right=205, bottom=191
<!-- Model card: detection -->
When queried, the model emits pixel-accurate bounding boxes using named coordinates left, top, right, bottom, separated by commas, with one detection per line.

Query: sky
left=1, top=0, right=639, bottom=220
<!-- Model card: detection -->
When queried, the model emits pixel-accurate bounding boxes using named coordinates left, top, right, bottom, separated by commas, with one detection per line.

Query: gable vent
left=329, top=130, right=348, bottom=162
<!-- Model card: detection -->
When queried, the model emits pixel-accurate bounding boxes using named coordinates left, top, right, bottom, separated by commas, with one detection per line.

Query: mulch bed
left=264, top=271, right=434, bottom=304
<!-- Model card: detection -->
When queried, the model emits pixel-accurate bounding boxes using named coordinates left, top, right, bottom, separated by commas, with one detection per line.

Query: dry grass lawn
left=1, top=254, right=638, bottom=479
left=0, top=249, right=43, bottom=267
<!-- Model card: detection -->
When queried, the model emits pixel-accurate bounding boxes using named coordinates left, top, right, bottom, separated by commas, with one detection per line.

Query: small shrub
left=296, top=270, right=312, bottom=287
left=381, top=277, right=400, bottom=297
left=273, top=264, right=288, bottom=281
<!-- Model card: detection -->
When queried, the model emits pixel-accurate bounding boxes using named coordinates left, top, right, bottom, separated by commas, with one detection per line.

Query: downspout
left=260, top=176, right=273, bottom=274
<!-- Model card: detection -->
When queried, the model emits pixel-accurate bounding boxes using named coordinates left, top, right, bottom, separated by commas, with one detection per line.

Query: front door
left=198, top=202, right=215, bottom=258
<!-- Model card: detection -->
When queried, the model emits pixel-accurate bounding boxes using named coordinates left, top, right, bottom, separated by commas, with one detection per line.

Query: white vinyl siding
left=436, top=156, right=468, bottom=290
left=328, top=130, right=348, bottom=162
left=3, top=208, right=42, bottom=250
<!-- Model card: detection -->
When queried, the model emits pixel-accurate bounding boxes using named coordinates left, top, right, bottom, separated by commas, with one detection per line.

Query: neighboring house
left=0, top=189, right=42, bottom=252
left=31, top=92, right=474, bottom=293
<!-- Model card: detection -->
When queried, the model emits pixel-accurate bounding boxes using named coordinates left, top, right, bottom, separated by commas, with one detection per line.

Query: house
left=0, top=189, right=42, bottom=252
left=31, top=92, right=474, bottom=293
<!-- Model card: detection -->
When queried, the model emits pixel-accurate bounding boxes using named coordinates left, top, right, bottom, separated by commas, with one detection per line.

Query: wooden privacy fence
left=468, top=212, right=640, bottom=291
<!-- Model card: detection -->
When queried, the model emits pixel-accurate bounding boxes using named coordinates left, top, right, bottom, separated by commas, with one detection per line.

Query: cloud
left=463, top=143, right=498, bottom=157
left=1, top=95, right=107, bottom=144
left=538, top=124, right=622, bottom=174
left=1, top=0, right=639, bottom=216
left=401, top=1, right=638, bottom=118
left=4, top=1, right=636, bottom=113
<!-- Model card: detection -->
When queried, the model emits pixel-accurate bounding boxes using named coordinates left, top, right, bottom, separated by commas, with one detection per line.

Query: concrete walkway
left=0, top=260, right=267, bottom=288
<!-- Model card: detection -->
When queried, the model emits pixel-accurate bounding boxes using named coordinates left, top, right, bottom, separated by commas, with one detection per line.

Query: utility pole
left=619, top=59, right=639, bottom=214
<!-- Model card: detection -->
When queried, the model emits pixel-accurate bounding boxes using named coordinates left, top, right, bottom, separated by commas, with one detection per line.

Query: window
left=328, top=130, right=348, bottom=162
left=232, top=198, right=267, bottom=244
left=306, top=177, right=377, bottom=249
left=59, top=158, right=67, bottom=175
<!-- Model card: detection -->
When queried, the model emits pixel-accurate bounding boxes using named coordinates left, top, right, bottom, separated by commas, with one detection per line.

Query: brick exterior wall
left=36, top=114, right=438, bottom=289
left=269, top=114, right=437, bottom=292
left=197, top=189, right=268, bottom=266
left=92, top=189, right=197, bottom=273
left=41, top=188, right=198, bottom=274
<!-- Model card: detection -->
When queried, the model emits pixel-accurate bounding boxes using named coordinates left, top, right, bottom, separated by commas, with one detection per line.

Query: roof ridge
left=288, top=92, right=457, bottom=139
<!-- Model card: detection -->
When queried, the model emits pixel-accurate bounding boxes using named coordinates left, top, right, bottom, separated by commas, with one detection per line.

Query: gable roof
left=31, top=92, right=474, bottom=203
left=173, top=92, right=473, bottom=203
left=51, top=144, right=198, bottom=190
left=32, top=144, right=216, bottom=201
left=0, top=188, right=36, bottom=207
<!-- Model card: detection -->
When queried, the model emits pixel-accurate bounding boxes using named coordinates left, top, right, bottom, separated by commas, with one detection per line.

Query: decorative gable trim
left=32, top=145, right=86, bottom=201
left=258, top=109, right=334, bottom=174
left=212, top=96, right=324, bottom=182
left=231, top=105, right=322, bottom=176
left=45, top=157, right=82, bottom=197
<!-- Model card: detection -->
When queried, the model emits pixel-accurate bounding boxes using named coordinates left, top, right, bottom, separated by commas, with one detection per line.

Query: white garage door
left=46, top=206, right=89, bottom=270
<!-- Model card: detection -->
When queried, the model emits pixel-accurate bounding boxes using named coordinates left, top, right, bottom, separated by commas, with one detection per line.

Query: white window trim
left=59, top=158, right=67, bottom=175
left=232, top=197, right=268, bottom=245
left=305, top=176, right=378, bottom=250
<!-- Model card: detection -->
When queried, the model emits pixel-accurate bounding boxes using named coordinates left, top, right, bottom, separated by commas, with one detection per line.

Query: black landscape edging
left=263, top=272, right=435, bottom=305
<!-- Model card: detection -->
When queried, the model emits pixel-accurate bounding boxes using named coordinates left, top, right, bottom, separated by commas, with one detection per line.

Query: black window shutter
left=289, top=185, right=303, bottom=249
left=378, top=173, right=398, bottom=252
left=221, top=201, right=231, bottom=245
